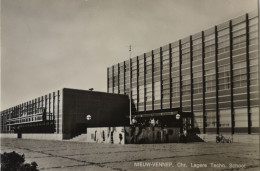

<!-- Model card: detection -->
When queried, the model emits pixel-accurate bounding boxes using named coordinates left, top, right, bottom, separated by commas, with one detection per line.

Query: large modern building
left=1, top=11, right=259, bottom=143
left=107, top=11, right=259, bottom=135
left=0, top=88, right=129, bottom=139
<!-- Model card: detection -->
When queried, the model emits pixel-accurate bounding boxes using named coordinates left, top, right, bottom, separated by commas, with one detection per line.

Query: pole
left=129, top=45, right=132, bottom=125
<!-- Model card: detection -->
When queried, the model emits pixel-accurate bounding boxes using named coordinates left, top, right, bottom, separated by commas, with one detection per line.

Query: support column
left=202, top=31, right=206, bottom=134
left=169, top=44, right=173, bottom=109
left=53, top=92, right=55, bottom=123
left=124, top=61, right=126, bottom=94
left=160, top=47, right=163, bottom=110
left=215, top=26, right=220, bottom=135
left=49, top=93, right=51, bottom=121
left=245, top=13, right=251, bottom=134
left=57, top=90, right=60, bottom=133
left=179, top=40, right=183, bottom=114
left=112, top=66, right=114, bottom=93
left=152, top=51, right=155, bottom=111
left=118, top=63, right=120, bottom=94
left=137, top=56, right=139, bottom=112
left=144, top=54, right=146, bottom=112
left=130, top=58, right=133, bottom=112
left=229, top=20, right=235, bottom=134
left=107, top=68, right=109, bottom=93
left=190, top=36, right=194, bottom=130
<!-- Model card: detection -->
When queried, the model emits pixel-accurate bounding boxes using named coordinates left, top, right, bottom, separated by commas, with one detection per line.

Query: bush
left=1, top=151, right=39, bottom=171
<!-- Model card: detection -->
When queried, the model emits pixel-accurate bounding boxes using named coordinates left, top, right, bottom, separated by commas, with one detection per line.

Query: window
left=182, top=42, right=190, bottom=49
left=233, top=75, right=247, bottom=88
left=205, top=69, right=216, bottom=76
left=206, top=111, right=216, bottom=128
left=232, top=22, right=246, bottom=32
left=249, top=17, right=258, bottom=25
left=154, top=81, right=161, bottom=100
left=205, top=68, right=216, bottom=92
left=205, top=50, right=215, bottom=58
left=205, top=45, right=215, bottom=53
left=193, top=38, right=202, bottom=45
left=162, top=50, right=169, bottom=56
left=204, top=34, right=214, bottom=41
left=193, top=44, right=202, bottom=51
left=193, top=82, right=203, bottom=94
left=219, top=79, right=230, bottom=90
left=218, top=29, right=229, bottom=37
left=233, top=61, right=246, bottom=70
left=206, top=81, right=216, bottom=92
left=219, top=109, right=231, bottom=127
left=234, top=108, right=248, bottom=127
left=182, top=53, right=190, bottom=64
left=218, top=40, right=229, bottom=49
left=218, top=64, right=231, bottom=90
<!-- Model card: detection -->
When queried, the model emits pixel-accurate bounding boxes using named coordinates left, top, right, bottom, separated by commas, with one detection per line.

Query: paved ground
left=1, top=138, right=259, bottom=171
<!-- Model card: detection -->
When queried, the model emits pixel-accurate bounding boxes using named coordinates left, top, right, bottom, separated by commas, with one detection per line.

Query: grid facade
left=1, top=90, right=63, bottom=134
left=107, top=12, right=259, bottom=134
left=1, top=89, right=129, bottom=139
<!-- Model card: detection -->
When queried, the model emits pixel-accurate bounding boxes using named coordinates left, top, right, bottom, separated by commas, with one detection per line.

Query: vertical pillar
left=152, top=51, right=155, bottom=111
left=118, top=63, right=120, bottom=94
left=229, top=20, right=235, bottom=134
left=190, top=36, right=194, bottom=130
left=215, top=26, right=220, bottom=135
left=179, top=40, right=183, bottom=113
left=37, top=97, right=40, bottom=110
left=35, top=98, right=37, bottom=113
left=57, top=90, right=60, bottom=133
left=144, top=54, right=146, bottom=112
left=41, top=96, right=44, bottom=108
left=112, top=66, right=114, bottom=93
left=45, top=95, right=47, bottom=125
left=107, top=68, right=109, bottom=93
left=160, top=47, right=163, bottom=110
left=26, top=102, right=29, bottom=117
left=29, top=101, right=31, bottom=115
left=245, top=14, right=251, bottom=134
left=53, top=92, right=55, bottom=132
left=130, top=58, right=133, bottom=112
left=202, top=31, right=206, bottom=134
left=137, top=56, right=139, bottom=112
left=169, top=44, right=173, bottom=109
left=49, top=93, right=51, bottom=121
left=124, top=61, right=126, bottom=94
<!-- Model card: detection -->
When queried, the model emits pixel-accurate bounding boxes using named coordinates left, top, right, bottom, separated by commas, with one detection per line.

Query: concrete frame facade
left=107, top=11, right=259, bottom=134
left=0, top=88, right=130, bottom=139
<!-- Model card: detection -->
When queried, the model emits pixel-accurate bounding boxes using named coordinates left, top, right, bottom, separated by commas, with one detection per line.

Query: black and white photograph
left=1, top=0, right=259, bottom=170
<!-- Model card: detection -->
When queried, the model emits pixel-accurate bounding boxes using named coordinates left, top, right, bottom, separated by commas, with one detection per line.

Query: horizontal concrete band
left=0, top=133, right=63, bottom=140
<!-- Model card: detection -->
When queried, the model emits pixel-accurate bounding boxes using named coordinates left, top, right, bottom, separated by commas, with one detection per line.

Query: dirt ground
left=0, top=138, right=259, bottom=171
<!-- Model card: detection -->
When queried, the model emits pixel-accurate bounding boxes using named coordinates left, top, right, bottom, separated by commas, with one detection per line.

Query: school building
left=107, top=11, right=259, bottom=135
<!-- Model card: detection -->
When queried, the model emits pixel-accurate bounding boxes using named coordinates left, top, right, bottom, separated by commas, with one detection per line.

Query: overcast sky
left=1, top=0, right=258, bottom=110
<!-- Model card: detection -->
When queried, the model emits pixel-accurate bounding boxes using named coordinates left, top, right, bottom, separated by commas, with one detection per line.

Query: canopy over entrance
left=128, top=108, right=193, bottom=130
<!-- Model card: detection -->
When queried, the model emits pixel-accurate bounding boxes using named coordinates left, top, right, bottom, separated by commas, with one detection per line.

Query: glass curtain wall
left=171, top=42, right=180, bottom=108
left=138, top=55, right=145, bottom=112
left=192, top=33, right=204, bottom=132
left=153, top=49, right=161, bottom=110
left=162, top=45, right=171, bottom=109
left=107, top=11, right=259, bottom=134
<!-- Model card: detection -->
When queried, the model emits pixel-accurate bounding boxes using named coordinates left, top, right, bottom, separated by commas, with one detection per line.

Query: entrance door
left=182, top=117, right=192, bottom=132
left=17, top=132, right=22, bottom=138
left=186, top=117, right=192, bottom=131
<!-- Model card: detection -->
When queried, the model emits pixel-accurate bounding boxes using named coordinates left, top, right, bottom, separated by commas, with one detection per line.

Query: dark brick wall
left=62, top=88, right=129, bottom=139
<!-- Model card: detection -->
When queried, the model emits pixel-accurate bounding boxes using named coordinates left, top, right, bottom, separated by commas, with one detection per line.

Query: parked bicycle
left=216, top=134, right=232, bottom=143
